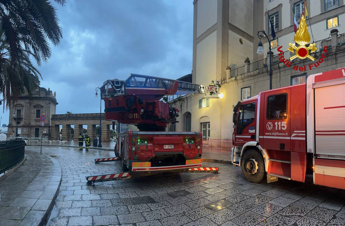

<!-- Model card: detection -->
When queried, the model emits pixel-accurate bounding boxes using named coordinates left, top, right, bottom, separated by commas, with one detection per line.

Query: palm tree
left=0, top=0, right=65, bottom=106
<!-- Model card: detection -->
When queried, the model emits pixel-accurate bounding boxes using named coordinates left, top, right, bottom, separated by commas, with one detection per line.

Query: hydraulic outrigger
left=86, top=74, right=220, bottom=185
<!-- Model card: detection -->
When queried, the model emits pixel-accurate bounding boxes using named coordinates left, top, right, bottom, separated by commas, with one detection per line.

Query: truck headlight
left=132, top=147, right=136, bottom=151
left=197, top=146, right=200, bottom=150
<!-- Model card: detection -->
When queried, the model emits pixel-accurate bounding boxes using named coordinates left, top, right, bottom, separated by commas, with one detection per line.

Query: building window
left=269, top=12, right=279, bottom=35
left=199, top=98, right=209, bottom=109
left=327, top=16, right=339, bottom=29
left=267, top=94, right=287, bottom=120
left=291, top=74, right=307, bottom=85
left=324, top=0, right=339, bottom=11
left=270, top=39, right=278, bottom=49
left=241, top=87, right=251, bottom=100
left=35, top=128, right=39, bottom=137
left=200, top=122, right=210, bottom=140
left=36, top=109, right=41, bottom=118
left=294, top=1, right=304, bottom=24
left=16, top=109, right=22, bottom=118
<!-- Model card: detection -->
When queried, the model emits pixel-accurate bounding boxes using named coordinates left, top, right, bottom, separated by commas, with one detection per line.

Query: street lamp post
left=257, top=30, right=273, bottom=90
left=95, top=87, right=102, bottom=147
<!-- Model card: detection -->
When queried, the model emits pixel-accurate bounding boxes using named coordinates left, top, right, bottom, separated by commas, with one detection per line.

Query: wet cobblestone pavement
left=25, top=146, right=345, bottom=226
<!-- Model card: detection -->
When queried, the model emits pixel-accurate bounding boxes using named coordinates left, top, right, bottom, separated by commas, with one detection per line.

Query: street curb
left=0, top=155, right=27, bottom=182
left=202, top=158, right=233, bottom=164
left=38, top=156, right=62, bottom=226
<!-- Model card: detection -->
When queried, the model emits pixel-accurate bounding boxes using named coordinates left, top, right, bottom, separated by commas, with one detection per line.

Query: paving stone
left=68, top=216, right=92, bottom=226
left=111, top=198, right=133, bottom=206
left=292, top=197, right=323, bottom=210
left=279, top=205, right=310, bottom=217
left=63, top=195, right=81, bottom=201
left=269, top=196, right=297, bottom=207
left=167, top=196, right=192, bottom=206
left=205, top=199, right=232, bottom=211
left=296, top=216, right=326, bottom=226
left=93, top=215, right=119, bottom=225
left=206, top=208, right=241, bottom=225
left=205, top=193, right=230, bottom=202
left=48, top=217, right=68, bottom=226
left=319, top=199, right=344, bottom=211
left=32, top=200, right=51, bottom=211
left=185, top=197, right=211, bottom=208
left=117, top=213, right=145, bottom=224
left=127, top=204, right=151, bottom=213
left=18, top=210, right=45, bottom=226
left=71, top=201, right=91, bottom=208
left=9, top=198, right=36, bottom=208
left=130, top=196, right=156, bottom=205
left=256, top=213, right=300, bottom=226
left=336, top=207, right=345, bottom=219
left=185, top=217, right=218, bottom=226
left=91, top=200, right=112, bottom=207
left=327, top=218, right=345, bottom=226
left=186, top=206, right=214, bottom=221
left=59, top=208, right=81, bottom=217
left=55, top=201, right=72, bottom=208
left=164, top=203, right=191, bottom=216
left=231, top=211, right=266, bottom=226
left=261, top=189, right=287, bottom=198
left=306, top=206, right=338, bottom=223
left=73, top=190, right=90, bottom=195
left=160, top=215, right=192, bottom=226
left=100, top=206, right=129, bottom=215
left=0, top=219, right=20, bottom=226
left=241, top=188, right=265, bottom=196
left=185, top=191, right=209, bottom=200
left=226, top=193, right=251, bottom=204
left=136, top=220, right=162, bottom=226
left=142, top=208, right=169, bottom=221
left=220, top=221, right=239, bottom=226
left=252, top=203, right=284, bottom=217
left=99, top=193, right=120, bottom=199
left=81, top=194, right=100, bottom=201
left=81, top=207, right=101, bottom=216
left=168, top=190, right=192, bottom=198
left=19, top=191, right=43, bottom=199
left=205, top=187, right=225, bottom=195
left=147, top=201, right=172, bottom=210
left=0, top=207, right=30, bottom=220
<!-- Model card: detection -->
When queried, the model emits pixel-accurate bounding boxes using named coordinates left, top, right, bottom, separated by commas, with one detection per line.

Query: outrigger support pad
left=86, top=172, right=131, bottom=185
left=94, top=157, right=121, bottom=164
left=188, top=167, right=219, bottom=173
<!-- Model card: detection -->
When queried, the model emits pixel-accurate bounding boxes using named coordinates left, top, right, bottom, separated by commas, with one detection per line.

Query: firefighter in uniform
left=84, top=134, right=90, bottom=151
left=208, top=80, right=215, bottom=95
left=78, top=133, right=84, bottom=151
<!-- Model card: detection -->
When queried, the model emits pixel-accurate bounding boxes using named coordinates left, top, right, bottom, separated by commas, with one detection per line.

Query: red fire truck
left=231, top=68, right=345, bottom=190
left=100, top=74, right=205, bottom=174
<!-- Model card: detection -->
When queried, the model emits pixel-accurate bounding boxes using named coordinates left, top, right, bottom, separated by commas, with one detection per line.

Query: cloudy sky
left=2, top=0, right=194, bottom=125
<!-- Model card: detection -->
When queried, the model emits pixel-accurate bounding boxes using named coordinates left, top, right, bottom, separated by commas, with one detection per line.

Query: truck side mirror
left=233, top=112, right=237, bottom=125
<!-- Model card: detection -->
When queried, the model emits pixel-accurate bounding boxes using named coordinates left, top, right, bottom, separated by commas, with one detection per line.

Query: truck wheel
left=241, top=149, right=265, bottom=183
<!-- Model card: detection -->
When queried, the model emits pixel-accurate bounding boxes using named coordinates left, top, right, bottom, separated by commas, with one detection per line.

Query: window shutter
left=206, top=98, right=209, bottom=107
left=199, top=99, right=202, bottom=109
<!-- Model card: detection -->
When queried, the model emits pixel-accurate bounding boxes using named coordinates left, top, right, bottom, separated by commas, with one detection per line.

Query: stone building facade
left=168, top=0, right=345, bottom=149
left=8, top=87, right=58, bottom=138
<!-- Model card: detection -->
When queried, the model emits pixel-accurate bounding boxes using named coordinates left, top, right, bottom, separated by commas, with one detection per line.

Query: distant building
left=8, top=87, right=58, bottom=138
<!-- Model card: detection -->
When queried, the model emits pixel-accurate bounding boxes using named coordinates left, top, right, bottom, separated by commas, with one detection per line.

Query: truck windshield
left=237, top=103, right=256, bottom=134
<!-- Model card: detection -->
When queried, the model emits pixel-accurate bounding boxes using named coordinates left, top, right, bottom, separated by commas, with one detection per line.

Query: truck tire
left=241, top=149, right=265, bottom=183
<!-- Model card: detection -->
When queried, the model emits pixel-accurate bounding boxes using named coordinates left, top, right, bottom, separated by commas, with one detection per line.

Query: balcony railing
left=228, top=33, right=345, bottom=79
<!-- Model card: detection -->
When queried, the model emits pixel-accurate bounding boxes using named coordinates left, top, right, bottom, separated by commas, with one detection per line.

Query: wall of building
left=229, top=0, right=254, bottom=36
left=228, top=31, right=254, bottom=68
left=196, top=0, right=217, bottom=37
left=195, top=31, right=217, bottom=86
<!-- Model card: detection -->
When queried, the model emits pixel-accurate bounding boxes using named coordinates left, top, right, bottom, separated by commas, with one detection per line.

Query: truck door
left=234, top=102, right=256, bottom=146
left=262, top=90, right=291, bottom=152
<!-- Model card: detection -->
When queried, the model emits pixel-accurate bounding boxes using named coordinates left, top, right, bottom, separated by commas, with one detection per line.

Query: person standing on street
left=78, top=133, right=84, bottom=151
left=84, top=134, right=90, bottom=151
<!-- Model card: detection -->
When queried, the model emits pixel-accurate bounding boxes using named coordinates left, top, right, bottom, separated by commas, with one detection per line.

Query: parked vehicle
left=231, top=68, right=345, bottom=190
left=10, top=137, right=28, bottom=145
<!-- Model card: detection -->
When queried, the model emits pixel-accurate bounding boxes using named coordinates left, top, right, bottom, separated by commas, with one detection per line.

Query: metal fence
left=0, top=141, right=25, bottom=175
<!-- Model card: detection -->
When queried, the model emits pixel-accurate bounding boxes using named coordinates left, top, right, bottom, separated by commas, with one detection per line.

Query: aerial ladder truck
left=86, top=74, right=219, bottom=185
